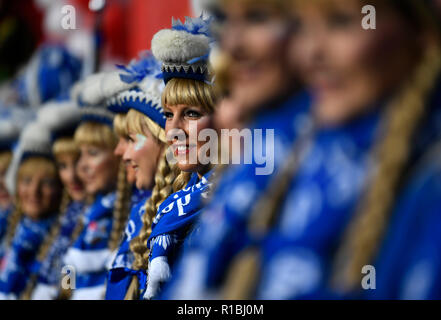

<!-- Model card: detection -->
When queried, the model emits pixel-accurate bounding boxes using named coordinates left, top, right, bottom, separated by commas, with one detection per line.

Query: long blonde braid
left=332, top=43, right=441, bottom=292
left=108, top=161, right=132, bottom=251
left=129, top=151, right=188, bottom=271
left=6, top=197, right=23, bottom=247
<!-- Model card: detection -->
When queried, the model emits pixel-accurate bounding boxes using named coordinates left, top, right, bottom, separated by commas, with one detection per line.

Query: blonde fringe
left=331, top=44, right=441, bottom=292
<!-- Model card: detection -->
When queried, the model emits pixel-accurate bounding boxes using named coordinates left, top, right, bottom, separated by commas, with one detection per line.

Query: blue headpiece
left=106, top=51, right=166, bottom=128
left=15, top=44, right=82, bottom=107
left=151, top=15, right=214, bottom=84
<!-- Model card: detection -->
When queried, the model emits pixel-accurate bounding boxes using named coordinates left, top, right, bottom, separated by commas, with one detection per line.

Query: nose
left=222, top=19, right=245, bottom=59
left=114, top=138, right=126, bottom=157
left=76, top=154, right=88, bottom=177
left=123, top=143, right=134, bottom=163
left=302, top=25, right=327, bottom=68
left=29, top=179, right=41, bottom=199
left=166, top=116, right=187, bottom=145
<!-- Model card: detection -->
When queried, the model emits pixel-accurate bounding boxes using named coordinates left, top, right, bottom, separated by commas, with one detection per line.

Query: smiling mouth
left=174, top=144, right=197, bottom=156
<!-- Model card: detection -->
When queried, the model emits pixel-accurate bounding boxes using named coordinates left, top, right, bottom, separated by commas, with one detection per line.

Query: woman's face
left=77, top=144, right=119, bottom=196
left=290, top=0, right=420, bottom=125
left=216, top=0, right=293, bottom=112
left=17, top=167, right=60, bottom=220
left=164, top=104, right=214, bottom=175
left=123, top=128, right=163, bottom=190
left=114, top=136, right=136, bottom=185
left=56, top=153, right=86, bottom=202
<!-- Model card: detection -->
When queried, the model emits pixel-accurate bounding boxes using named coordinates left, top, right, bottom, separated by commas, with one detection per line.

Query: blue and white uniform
left=31, top=201, right=85, bottom=300
left=0, top=215, right=56, bottom=299
left=0, top=205, right=13, bottom=262
left=144, top=170, right=214, bottom=300
left=105, top=189, right=151, bottom=300
left=63, top=192, right=115, bottom=300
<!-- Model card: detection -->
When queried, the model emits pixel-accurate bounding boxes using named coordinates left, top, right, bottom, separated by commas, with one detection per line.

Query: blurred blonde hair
left=126, top=109, right=166, bottom=143
left=0, top=151, right=12, bottom=173
left=74, top=122, right=118, bottom=149
left=113, top=113, right=129, bottom=138
left=53, top=137, right=80, bottom=159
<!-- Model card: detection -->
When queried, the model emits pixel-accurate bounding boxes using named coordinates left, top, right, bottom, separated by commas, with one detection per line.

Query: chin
left=71, top=192, right=86, bottom=202
left=177, top=163, right=198, bottom=173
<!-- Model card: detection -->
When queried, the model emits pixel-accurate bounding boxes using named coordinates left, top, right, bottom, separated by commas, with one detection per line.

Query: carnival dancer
left=0, top=122, right=61, bottom=299
left=125, top=15, right=219, bottom=300
left=104, top=52, right=167, bottom=299
left=62, top=86, right=120, bottom=300
left=0, top=119, right=20, bottom=263
left=19, top=101, right=86, bottom=300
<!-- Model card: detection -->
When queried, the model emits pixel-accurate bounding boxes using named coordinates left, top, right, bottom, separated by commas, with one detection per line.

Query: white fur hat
left=151, top=15, right=214, bottom=83
left=37, top=100, right=82, bottom=140
left=5, top=121, right=53, bottom=195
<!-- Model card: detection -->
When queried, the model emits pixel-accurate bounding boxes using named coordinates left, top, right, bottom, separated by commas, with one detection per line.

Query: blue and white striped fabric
left=0, top=205, right=13, bottom=262
left=31, top=201, right=85, bottom=300
left=0, top=215, right=55, bottom=299
left=143, top=169, right=215, bottom=299
left=105, top=189, right=151, bottom=300
left=63, top=193, right=115, bottom=300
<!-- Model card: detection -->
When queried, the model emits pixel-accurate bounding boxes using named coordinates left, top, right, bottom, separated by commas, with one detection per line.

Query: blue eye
left=185, top=110, right=202, bottom=118
left=164, top=112, right=174, bottom=119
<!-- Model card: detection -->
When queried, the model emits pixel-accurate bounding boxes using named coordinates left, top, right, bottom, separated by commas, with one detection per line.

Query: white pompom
left=151, top=29, right=210, bottom=64
left=143, top=256, right=171, bottom=300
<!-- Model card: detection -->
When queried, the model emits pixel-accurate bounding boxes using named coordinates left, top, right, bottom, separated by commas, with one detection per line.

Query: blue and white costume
left=0, top=120, right=58, bottom=300
left=31, top=201, right=85, bottom=300
left=63, top=192, right=115, bottom=300
left=0, top=205, right=12, bottom=263
left=105, top=194, right=149, bottom=300
left=14, top=44, right=82, bottom=107
left=144, top=170, right=214, bottom=300
left=0, top=215, right=56, bottom=299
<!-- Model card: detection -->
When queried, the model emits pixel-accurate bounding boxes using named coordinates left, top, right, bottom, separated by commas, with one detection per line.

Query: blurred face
left=123, top=128, right=162, bottom=190
left=18, top=166, right=60, bottom=220
left=114, top=136, right=136, bottom=184
left=216, top=0, right=293, bottom=113
left=56, top=153, right=85, bottom=202
left=77, top=144, right=119, bottom=196
left=290, top=0, right=420, bottom=125
left=164, top=104, right=214, bottom=176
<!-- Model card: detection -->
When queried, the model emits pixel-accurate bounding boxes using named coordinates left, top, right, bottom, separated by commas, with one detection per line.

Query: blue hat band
left=163, top=70, right=208, bottom=84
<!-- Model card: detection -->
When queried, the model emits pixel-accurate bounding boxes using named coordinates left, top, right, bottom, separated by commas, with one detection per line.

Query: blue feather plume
left=116, top=51, right=162, bottom=84
left=171, top=14, right=213, bottom=38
